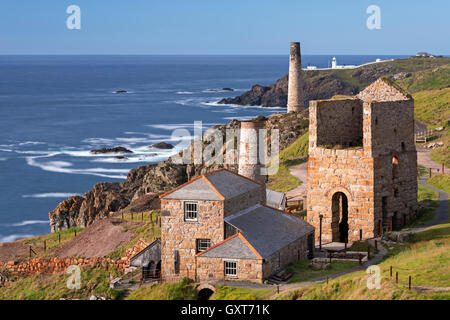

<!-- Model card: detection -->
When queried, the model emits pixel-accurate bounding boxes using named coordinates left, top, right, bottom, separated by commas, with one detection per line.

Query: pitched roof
left=357, top=77, right=412, bottom=102
left=160, top=169, right=263, bottom=201
left=197, top=233, right=261, bottom=259
left=197, top=204, right=314, bottom=260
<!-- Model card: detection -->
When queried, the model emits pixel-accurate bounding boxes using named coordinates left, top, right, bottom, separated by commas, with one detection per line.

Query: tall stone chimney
left=238, top=120, right=267, bottom=184
left=287, top=42, right=304, bottom=113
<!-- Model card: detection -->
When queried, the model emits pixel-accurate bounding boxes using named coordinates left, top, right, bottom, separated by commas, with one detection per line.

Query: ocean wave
left=0, top=157, right=8, bottom=161
left=0, top=148, right=13, bottom=152
left=3, top=220, right=49, bottom=227
left=146, top=123, right=220, bottom=131
left=222, top=116, right=256, bottom=121
left=18, top=141, right=46, bottom=146
left=176, top=91, right=194, bottom=95
left=26, top=154, right=129, bottom=179
left=0, top=234, right=35, bottom=243
left=22, top=193, right=81, bottom=199
left=202, top=99, right=285, bottom=110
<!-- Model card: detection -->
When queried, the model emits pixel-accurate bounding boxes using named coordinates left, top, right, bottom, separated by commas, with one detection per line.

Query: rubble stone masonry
left=307, top=81, right=418, bottom=242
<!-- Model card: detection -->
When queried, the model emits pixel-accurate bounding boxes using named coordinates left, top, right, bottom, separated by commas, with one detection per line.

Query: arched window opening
left=392, top=156, right=399, bottom=180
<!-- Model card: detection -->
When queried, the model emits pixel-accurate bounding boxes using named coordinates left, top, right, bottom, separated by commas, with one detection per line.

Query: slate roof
left=197, top=233, right=260, bottom=259
left=160, top=169, right=262, bottom=201
left=197, top=204, right=315, bottom=260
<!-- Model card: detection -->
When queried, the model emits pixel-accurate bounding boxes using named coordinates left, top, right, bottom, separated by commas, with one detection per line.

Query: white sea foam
left=0, top=148, right=12, bottom=152
left=0, top=234, right=35, bottom=243
left=22, top=193, right=81, bottom=199
left=0, top=157, right=7, bottom=161
left=4, top=220, right=49, bottom=227
left=222, top=116, right=255, bottom=121
left=176, top=91, right=194, bottom=95
left=26, top=154, right=129, bottom=179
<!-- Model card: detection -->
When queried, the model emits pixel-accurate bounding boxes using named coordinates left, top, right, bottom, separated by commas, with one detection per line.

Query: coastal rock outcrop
left=49, top=111, right=309, bottom=232
left=150, top=142, right=174, bottom=149
left=219, top=73, right=356, bottom=108
left=90, top=146, right=133, bottom=154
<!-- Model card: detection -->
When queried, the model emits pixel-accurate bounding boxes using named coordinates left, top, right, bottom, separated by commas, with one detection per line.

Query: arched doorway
left=198, top=288, right=214, bottom=300
left=331, top=192, right=349, bottom=242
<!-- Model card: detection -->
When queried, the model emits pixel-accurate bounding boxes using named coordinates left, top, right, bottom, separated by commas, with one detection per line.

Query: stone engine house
left=307, top=77, right=418, bottom=242
left=160, top=169, right=314, bottom=284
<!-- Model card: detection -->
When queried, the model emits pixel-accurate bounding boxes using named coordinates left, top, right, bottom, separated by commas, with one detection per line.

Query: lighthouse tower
left=331, top=57, right=337, bottom=69
left=287, top=42, right=304, bottom=113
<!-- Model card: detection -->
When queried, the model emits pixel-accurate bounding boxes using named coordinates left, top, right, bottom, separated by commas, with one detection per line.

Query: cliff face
left=219, top=73, right=357, bottom=108
left=49, top=111, right=309, bottom=232
left=217, top=58, right=438, bottom=108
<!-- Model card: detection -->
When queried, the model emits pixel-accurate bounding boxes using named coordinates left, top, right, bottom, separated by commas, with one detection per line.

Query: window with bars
left=196, top=239, right=211, bottom=253
left=184, top=201, right=198, bottom=222
left=224, top=261, right=237, bottom=277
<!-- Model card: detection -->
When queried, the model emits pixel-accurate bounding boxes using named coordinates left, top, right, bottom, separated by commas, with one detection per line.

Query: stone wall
left=160, top=199, right=225, bottom=283
left=262, top=232, right=312, bottom=278
left=307, top=89, right=418, bottom=243
left=0, top=257, right=127, bottom=280
left=196, top=257, right=263, bottom=283
left=311, top=99, right=363, bottom=148
left=224, top=185, right=266, bottom=218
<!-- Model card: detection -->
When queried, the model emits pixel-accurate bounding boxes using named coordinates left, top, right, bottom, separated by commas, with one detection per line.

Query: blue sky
left=0, top=0, right=448, bottom=55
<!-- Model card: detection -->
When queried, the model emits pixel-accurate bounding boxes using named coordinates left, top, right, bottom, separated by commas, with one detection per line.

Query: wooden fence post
left=44, top=240, right=47, bottom=252
left=58, top=234, right=61, bottom=244
left=367, top=246, right=371, bottom=260
left=359, top=229, right=362, bottom=241
left=374, top=240, right=378, bottom=251
left=390, top=266, right=393, bottom=277
left=409, top=276, right=412, bottom=290
left=396, top=272, right=398, bottom=284
left=74, top=229, right=77, bottom=237
left=141, top=212, right=144, bottom=221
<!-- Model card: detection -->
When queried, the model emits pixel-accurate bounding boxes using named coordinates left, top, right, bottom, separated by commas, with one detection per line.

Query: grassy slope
left=278, top=222, right=450, bottom=300
left=267, top=132, right=308, bottom=192
left=427, top=174, right=450, bottom=194
left=126, top=278, right=197, bottom=300
left=210, top=285, right=275, bottom=300
left=0, top=264, right=125, bottom=300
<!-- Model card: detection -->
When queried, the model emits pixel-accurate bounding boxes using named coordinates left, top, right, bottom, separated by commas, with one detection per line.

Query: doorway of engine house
left=331, top=192, right=349, bottom=243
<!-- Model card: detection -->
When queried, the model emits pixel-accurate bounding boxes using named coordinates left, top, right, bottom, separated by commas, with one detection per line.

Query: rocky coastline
left=49, top=112, right=309, bottom=232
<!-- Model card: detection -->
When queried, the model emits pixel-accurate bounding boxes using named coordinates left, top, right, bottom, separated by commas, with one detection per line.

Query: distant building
left=331, top=56, right=356, bottom=69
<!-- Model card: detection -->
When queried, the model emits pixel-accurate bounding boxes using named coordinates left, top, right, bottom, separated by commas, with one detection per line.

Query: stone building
left=287, top=42, right=304, bottom=113
left=307, top=77, right=418, bottom=243
left=160, top=169, right=314, bottom=283
left=238, top=120, right=267, bottom=184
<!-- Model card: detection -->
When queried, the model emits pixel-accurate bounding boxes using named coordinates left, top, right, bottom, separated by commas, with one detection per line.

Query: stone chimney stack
left=238, top=120, right=267, bottom=184
left=287, top=42, right=304, bottom=113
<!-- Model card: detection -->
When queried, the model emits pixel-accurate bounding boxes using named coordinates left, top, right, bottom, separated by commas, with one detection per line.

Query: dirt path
left=286, top=162, right=307, bottom=201
left=417, top=147, right=449, bottom=173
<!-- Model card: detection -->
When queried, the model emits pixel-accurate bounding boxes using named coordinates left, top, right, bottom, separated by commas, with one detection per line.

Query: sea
left=0, top=54, right=409, bottom=242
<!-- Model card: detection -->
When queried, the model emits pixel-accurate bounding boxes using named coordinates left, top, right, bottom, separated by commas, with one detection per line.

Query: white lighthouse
left=331, top=57, right=337, bottom=69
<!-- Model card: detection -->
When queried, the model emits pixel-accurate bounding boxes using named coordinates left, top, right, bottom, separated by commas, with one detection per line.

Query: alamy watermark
left=366, top=5, right=381, bottom=30
left=366, top=265, right=381, bottom=289
left=66, top=265, right=81, bottom=290
left=169, top=121, right=279, bottom=177
left=66, top=5, right=81, bottom=30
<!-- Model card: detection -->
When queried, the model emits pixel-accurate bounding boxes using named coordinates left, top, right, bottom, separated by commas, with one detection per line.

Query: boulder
left=151, top=142, right=174, bottom=150
left=90, top=147, right=133, bottom=154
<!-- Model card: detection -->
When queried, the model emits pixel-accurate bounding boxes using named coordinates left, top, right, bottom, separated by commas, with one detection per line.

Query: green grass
left=413, top=88, right=449, bottom=168
left=277, top=222, right=450, bottom=300
left=286, top=260, right=358, bottom=284
left=404, top=184, right=440, bottom=228
left=396, top=64, right=450, bottom=93
left=413, top=88, right=450, bottom=128
left=427, top=174, right=450, bottom=194
left=210, top=285, right=275, bottom=300
left=0, top=264, right=125, bottom=300
left=126, top=277, right=197, bottom=300
left=21, top=227, right=85, bottom=258
left=267, top=132, right=308, bottom=193
left=349, top=240, right=378, bottom=254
